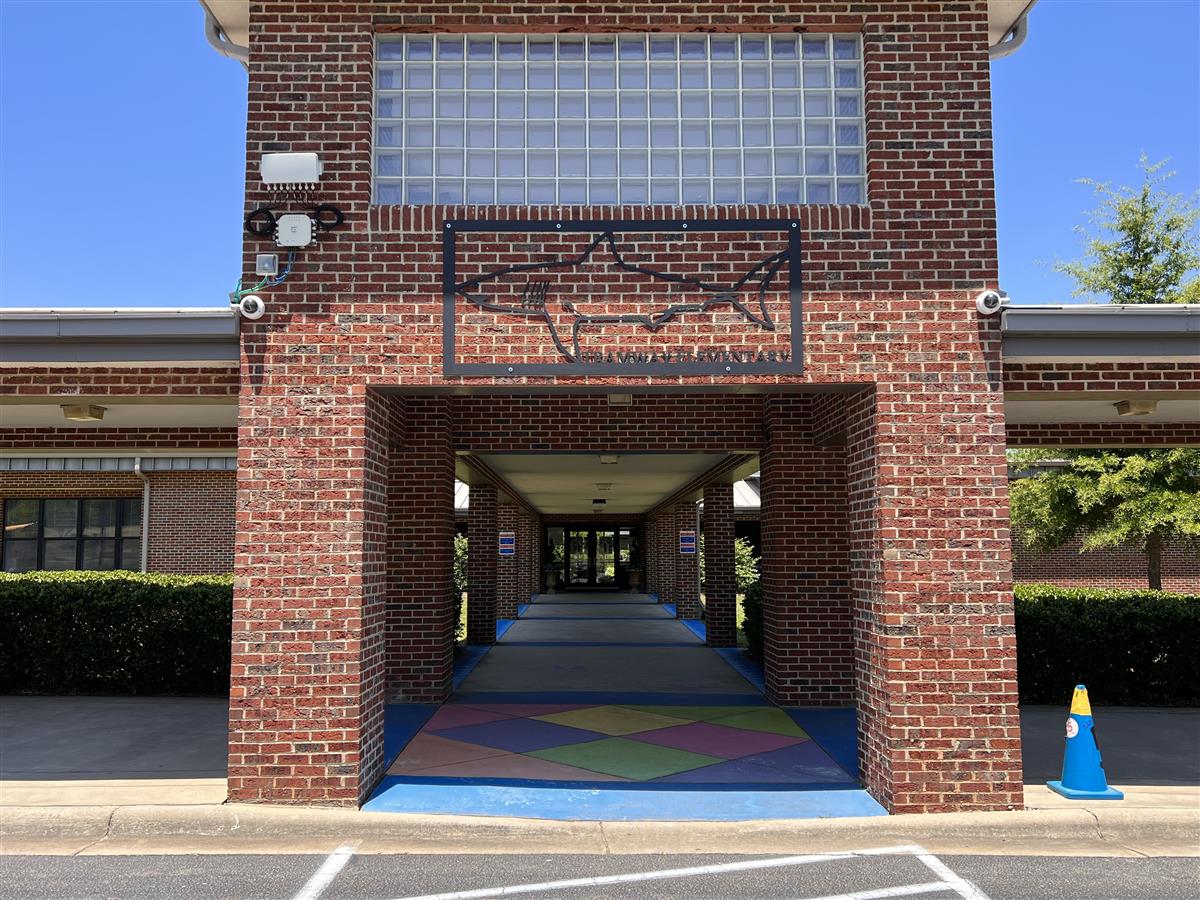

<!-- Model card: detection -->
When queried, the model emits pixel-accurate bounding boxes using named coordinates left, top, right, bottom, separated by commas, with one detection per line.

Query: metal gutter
left=0, top=307, right=239, bottom=365
left=1001, top=304, right=1200, bottom=361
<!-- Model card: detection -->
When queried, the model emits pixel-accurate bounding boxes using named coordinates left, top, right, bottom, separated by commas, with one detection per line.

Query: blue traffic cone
left=1047, top=685, right=1124, bottom=800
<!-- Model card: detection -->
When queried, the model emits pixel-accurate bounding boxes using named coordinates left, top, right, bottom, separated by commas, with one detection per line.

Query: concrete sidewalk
left=2, top=696, right=1197, bottom=857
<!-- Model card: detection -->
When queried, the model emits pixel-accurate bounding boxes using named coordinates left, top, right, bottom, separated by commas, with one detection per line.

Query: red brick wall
left=1003, top=362, right=1200, bottom=394
left=0, top=428, right=235, bottom=451
left=702, top=483, right=737, bottom=647
left=466, top=483, right=498, bottom=643
left=145, top=472, right=235, bottom=574
left=0, top=367, right=237, bottom=398
left=673, top=501, right=701, bottom=618
left=1013, top=535, right=1200, bottom=592
left=387, top=396, right=456, bottom=702
left=228, top=384, right=391, bottom=807
left=845, top=382, right=1022, bottom=814
left=0, top=470, right=234, bottom=575
left=234, top=0, right=1021, bottom=812
left=1005, top=423, right=1200, bottom=448
left=497, top=503, right=520, bottom=618
left=760, top=395, right=853, bottom=704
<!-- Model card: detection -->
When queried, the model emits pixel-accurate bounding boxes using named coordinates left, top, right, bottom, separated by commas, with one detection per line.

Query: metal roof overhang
left=1001, top=304, right=1200, bottom=362
left=0, top=308, right=239, bottom=365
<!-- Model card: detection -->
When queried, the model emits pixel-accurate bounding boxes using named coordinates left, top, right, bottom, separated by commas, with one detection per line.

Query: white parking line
left=390, top=845, right=990, bottom=900
left=292, top=842, right=359, bottom=900
left=914, top=851, right=990, bottom=900
left=798, top=884, right=953, bottom=900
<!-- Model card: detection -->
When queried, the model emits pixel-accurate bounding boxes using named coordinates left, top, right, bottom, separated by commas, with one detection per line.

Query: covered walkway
left=366, top=592, right=881, bottom=819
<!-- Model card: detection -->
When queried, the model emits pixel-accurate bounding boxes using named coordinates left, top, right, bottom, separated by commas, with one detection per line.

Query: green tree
left=1056, top=156, right=1199, bottom=305
left=698, top=535, right=760, bottom=594
left=452, top=532, right=468, bottom=641
left=1009, top=449, right=1200, bottom=590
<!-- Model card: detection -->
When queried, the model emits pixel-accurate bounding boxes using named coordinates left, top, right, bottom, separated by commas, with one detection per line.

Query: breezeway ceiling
left=466, top=453, right=743, bottom=515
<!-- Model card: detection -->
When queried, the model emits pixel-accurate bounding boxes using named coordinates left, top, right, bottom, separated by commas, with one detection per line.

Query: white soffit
left=988, top=0, right=1035, bottom=44
left=0, top=403, right=238, bottom=428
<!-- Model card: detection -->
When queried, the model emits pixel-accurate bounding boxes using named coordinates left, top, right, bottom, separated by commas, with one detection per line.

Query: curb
left=2, top=803, right=1197, bottom=857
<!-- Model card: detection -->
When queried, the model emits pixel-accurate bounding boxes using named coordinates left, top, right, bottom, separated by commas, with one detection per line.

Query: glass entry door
left=551, top=525, right=630, bottom=588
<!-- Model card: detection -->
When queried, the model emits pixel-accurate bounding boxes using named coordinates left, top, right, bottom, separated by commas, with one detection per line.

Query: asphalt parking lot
left=3, top=848, right=1198, bottom=900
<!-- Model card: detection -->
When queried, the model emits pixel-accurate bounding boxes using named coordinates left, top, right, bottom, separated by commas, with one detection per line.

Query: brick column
left=845, top=385, right=1023, bottom=814
left=228, top=385, right=390, bottom=807
left=496, top=503, right=519, bottom=619
left=516, top=512, right=533, bottom=608
left=702, top=484, right=737, bottom=647
left=388, top=396, right=455, bottom=703
left=467, top=483, right=497, bottom=644
left=653, top=512, right=673, bottom=603
left=674, top=501, right=701, bottom=619
left=532, top=514, right=544, bottom=596
left=761, top=395, right=853, bottom=706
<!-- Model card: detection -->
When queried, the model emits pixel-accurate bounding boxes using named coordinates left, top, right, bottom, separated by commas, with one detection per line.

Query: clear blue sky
left=1, top=1, right=1197, bottom=308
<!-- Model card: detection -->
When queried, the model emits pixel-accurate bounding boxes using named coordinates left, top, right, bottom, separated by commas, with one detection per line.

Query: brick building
left=2, top=1, right=1197, bottom=815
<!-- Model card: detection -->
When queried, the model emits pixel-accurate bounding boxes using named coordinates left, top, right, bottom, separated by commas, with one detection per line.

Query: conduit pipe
left=133, top=457, right=150, bottom=573
left=199, top=1, right=249, bottom=69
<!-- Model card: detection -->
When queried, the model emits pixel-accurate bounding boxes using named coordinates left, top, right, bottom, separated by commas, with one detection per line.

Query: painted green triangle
left=709, top=708, right=810, bottom=738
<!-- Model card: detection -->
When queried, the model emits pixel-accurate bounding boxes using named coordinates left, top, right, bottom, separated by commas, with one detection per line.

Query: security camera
left=975, top=289, right=1006, bottom=316
left=237, top=294, right=266, bottom=320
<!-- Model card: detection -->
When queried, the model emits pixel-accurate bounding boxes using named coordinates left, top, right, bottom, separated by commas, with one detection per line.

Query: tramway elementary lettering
left=578, top=349, right=792, bottom=365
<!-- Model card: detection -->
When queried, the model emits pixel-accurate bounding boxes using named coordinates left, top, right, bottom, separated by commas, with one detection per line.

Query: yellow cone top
left=1070, top=685, right=1092, bottom=717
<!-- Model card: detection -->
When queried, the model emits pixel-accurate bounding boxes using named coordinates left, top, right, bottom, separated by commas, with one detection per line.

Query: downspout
left=989, top=2, right=1036, bottom=60
left=199, top=1, right=249, bottom=70
left=133, top=457, right=150, bottom=573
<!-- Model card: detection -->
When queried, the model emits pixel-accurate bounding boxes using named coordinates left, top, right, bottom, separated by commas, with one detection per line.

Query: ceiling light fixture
left=61, top=404, right=107, bottom=422
left=599, top=454, right=619, bottom=464
left=591, top=498, right=607, bottom=505
left=1114, top=399, right=1157, bottom=417
left=595, top=483, right=612, bottom=491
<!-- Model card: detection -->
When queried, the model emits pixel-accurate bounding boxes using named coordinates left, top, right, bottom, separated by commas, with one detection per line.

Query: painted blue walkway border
left=715, top=647, right=767, bottom=694
left=451, top=644, right=492, bottom=690
left=365, top=780, right=886, bottom=820
left=682, top=619, right=707, bottom=641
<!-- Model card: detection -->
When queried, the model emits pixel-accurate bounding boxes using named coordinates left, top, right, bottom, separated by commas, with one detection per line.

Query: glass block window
left=1, top=498, right=142, bottom=572
left=374, top=34, right=866, bottom=206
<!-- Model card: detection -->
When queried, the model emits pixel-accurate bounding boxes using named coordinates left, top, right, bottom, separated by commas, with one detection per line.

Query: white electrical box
left=255, top=253, right=279, bottom=276
left=260, top=152, right=322, bottom=186
left=275, top=214, right=314, bottom=248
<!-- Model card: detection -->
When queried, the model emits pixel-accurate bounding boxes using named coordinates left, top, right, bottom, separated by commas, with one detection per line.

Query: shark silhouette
left=454, top=231, right=788, bottom=363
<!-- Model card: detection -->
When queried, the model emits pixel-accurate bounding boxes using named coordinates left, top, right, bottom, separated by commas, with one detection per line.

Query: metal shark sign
left=442, top=220, right=802, bottom=376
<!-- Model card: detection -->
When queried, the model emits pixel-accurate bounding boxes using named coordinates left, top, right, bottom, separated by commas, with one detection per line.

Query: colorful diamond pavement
left=386, top=701, right=855, bottom=786
left=369, top=592, right=872, bottom=817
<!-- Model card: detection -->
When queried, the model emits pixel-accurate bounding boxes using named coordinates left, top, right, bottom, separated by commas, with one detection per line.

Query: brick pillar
left=516, top=512, right=533, bottom=608
left=228, top=385, right=390, bottom=807
left=674, top=501, right=700, bottom=618
left=467, top=484, right=497, bottom=644
left=496, top=503, right=519, bottom=619
left=761, top=395, right=853, bottom=706
left=532, top=514, right=544, bottom=596
left=702, top=484, right=737, bottom=647
left=845, top=385, right=1023, bottom=814
left=388, top=396, right=455, bottom=703
left=659, top=512, right=675, bottom=604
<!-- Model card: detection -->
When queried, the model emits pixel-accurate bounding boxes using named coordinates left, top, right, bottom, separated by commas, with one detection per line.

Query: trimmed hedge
left=738, top=582, right=1198, bottom=705
left=1014, top=584, right=1199, bottom=706
left=0, top=571, right=233, bottom=695
left=741, top=580, right=764, bottom=661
